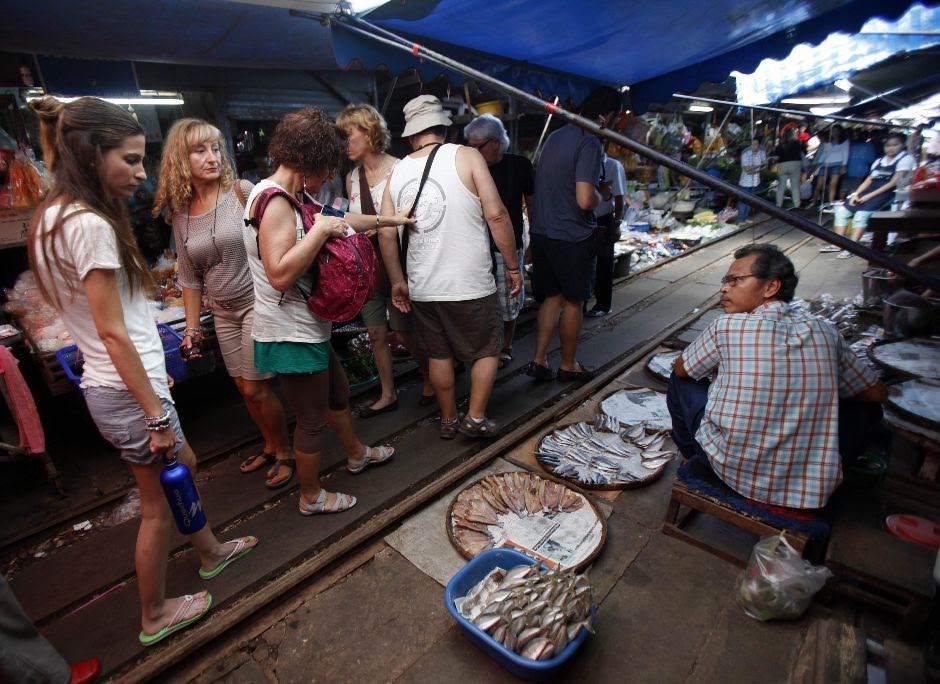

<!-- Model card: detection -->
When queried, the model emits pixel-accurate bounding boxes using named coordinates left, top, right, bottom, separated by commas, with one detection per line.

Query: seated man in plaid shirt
left=667, top=244, right=888, bottom=510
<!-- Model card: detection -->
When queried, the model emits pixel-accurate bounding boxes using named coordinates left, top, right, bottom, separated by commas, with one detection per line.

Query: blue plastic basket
left=157, top=324, right=187, bottom=384
left=55, top=323, right=187, bottom=393
left=444, top=548, right=594, bottom=681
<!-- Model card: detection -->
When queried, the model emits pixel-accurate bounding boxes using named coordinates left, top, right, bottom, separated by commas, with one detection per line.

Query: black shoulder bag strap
left=400, top=143, right=442, bottom=276
left=358, top=165, right=377, bottom=216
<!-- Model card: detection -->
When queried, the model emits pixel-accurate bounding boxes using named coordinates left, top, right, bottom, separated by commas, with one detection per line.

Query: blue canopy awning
left=0, top=0, right=930, bottom=113
left=336, top=0, right=930, bottom=111
left=733, top=3, right=939, bottom=105
left=0, top=0, right=339, bottom=72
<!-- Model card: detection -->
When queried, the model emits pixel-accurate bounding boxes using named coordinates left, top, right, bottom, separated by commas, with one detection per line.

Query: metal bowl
left=862, top=269, right=903, bottom=308
left=883, top=297, right=938, bottom=337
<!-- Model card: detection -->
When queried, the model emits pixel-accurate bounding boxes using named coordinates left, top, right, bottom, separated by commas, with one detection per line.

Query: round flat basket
left=886, top=379, right=940, bottom=431
left=446, top=471, right=607, bottom=572
left=646, top=350, right=681, bottom=383
left=534, top=421, right=670, bottom=491
left=868, top=338, right=940, bottom=381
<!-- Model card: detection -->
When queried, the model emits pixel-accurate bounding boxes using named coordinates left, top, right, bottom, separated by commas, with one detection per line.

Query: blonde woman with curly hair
left=153, top=118, right=292, bottom=489
left=336, top=104, right=432, bottom=416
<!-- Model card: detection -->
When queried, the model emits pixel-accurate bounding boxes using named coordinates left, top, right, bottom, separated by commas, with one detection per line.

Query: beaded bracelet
left=183, top=326, right=203, bottom=341
left=145, top=409, right=171, bottom=432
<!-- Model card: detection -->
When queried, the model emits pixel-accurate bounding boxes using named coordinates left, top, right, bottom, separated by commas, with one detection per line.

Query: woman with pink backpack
left=242, top=108, right=414, bottom=514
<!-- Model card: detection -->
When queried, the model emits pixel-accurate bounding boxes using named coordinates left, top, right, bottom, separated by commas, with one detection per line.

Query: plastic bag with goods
left=7, top=150, right=45, bottom=210
left=99, top=488, right=141, bottom=527
left=736, top=534, right=832, bottom=621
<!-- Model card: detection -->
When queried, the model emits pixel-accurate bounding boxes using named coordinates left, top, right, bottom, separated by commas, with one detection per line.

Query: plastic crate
left=157, top=324, right=187, bottom=383
left=444, top=548, right=594, bottom=681
left=55, top=323, right=187, bottom=392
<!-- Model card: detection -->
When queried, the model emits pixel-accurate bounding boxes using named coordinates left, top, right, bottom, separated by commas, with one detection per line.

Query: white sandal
left=298, top=489, right=357, bottom=515
left=347, top=445, right=395, bottom=474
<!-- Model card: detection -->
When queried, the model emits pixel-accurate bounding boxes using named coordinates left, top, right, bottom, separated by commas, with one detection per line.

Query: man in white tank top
left=379, top=95, right=522, bottom=439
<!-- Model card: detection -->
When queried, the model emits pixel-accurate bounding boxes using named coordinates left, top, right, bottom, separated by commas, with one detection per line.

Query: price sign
left=0, top=207, right=32, bottom=248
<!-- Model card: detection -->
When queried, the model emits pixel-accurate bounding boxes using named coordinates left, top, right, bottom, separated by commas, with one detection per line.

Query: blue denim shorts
left=84, top=386, right=184, bottom=465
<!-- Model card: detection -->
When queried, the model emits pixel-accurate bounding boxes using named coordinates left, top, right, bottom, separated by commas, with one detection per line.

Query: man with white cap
left=379, top=94, right=522, bottom=439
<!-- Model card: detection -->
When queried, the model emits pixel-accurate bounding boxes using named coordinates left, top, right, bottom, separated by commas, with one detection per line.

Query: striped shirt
left=681, top=300, right=877, bottom=509
left=174, top=180, right=254, bottom=304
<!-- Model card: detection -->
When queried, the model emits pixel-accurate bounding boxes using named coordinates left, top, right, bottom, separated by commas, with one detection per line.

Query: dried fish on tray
left=447, top=471, right=606, bottom=571
left=646, top=350, right=682, bottom=382
left=535, top=421, right=675, bottom=491
left=455, top=562, right=595, bottom=661
left=599, top=387, right=672, bottom=431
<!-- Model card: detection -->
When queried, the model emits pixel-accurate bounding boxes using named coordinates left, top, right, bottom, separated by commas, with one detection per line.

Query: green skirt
left=254, top=340, right=330, bottom=374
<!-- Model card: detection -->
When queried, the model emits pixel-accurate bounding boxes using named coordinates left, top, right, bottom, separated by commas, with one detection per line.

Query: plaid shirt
left=681, top=300, right=877, bottom=508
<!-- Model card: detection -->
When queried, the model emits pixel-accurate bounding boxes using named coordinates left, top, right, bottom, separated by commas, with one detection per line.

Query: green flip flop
left=138, top=592, right=213, bottom=647
left=198, top=536, right=257, bottom=580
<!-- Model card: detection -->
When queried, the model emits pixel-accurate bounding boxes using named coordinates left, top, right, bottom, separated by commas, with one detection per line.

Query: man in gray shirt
left=526, top=87, right=623, bottom=382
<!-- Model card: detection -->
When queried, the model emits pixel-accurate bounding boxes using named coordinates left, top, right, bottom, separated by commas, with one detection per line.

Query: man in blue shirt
left=526, top=87, right=623, bottom=382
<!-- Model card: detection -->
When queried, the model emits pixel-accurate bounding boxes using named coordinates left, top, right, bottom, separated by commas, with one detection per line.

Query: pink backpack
left=246, top=187, right=378, bottom=322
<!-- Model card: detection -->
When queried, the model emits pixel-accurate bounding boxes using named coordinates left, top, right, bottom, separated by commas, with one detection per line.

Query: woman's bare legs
left=366, top=324, right=397, bottom=411
left=828, top=173, right=842, bottom=204
left=132, top=448, right=260, bottom=636
left=233, top=378, right=290, bottom=468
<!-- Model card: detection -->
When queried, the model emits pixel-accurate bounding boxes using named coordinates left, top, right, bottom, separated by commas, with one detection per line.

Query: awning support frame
left=296, top=9, right=939, bottom=291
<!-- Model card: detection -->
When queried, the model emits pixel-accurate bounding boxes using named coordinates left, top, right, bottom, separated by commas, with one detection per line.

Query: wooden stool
left=662, top=460, right=831, bottom=566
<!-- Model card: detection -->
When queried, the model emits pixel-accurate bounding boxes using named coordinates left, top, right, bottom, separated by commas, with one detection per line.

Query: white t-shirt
left=596, top=155, right=627, bottom=218
left=387, top=144, right=496, bottom=302
left=31, top=205, right=170, bottom=399
left=870, top=152, right=916, bottom=177
left=871, top=151, right=917, bottom=206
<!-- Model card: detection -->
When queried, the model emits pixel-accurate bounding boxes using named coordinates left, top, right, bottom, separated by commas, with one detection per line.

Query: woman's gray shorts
left=84, top=386, right=185, bottom=466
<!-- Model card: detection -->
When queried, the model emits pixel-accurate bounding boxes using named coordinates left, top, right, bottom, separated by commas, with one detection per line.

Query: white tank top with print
left=387, top=144, right=495, bottom=302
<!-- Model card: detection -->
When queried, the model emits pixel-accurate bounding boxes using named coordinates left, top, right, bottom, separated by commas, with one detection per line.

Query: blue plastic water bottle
left=160, top=456, right=207, bottom=534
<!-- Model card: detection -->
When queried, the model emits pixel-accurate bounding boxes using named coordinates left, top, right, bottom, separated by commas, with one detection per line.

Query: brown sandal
left=239, top=451, right=275, bottom=474
left=440, top=414, right=462, bottom=440
left=265, top=458, right=295, bottom=489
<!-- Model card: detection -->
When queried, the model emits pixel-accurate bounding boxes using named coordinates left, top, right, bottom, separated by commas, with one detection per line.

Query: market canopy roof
left=0, top=0, right=929, bottom=111
left=733, top=3, right=939, bottom=105
left=0, top=0, right=341, bottom=71
left=343, top=0, right=928, bottom=110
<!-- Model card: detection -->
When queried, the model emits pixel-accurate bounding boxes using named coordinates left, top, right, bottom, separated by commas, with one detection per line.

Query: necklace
left=415, top=141, right=443, bottom=151
left=184, top=182, right=222, bottom=280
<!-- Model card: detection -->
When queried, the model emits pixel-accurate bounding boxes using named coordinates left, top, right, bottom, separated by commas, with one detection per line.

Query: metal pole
left=313, top=11, right=939, bottom=290
left=672, top=94, right=911, bottom=131
left=533, top=96, right=559, bottom=165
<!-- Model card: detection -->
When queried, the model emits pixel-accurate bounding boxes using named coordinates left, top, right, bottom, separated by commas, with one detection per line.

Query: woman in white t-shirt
left=28, top=97, right=256, bottom=646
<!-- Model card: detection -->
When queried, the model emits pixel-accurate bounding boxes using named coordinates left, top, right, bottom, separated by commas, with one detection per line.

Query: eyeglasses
left=720, top=274, right=759, bottom=287
left=468, top=138, right=493, bottom=150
